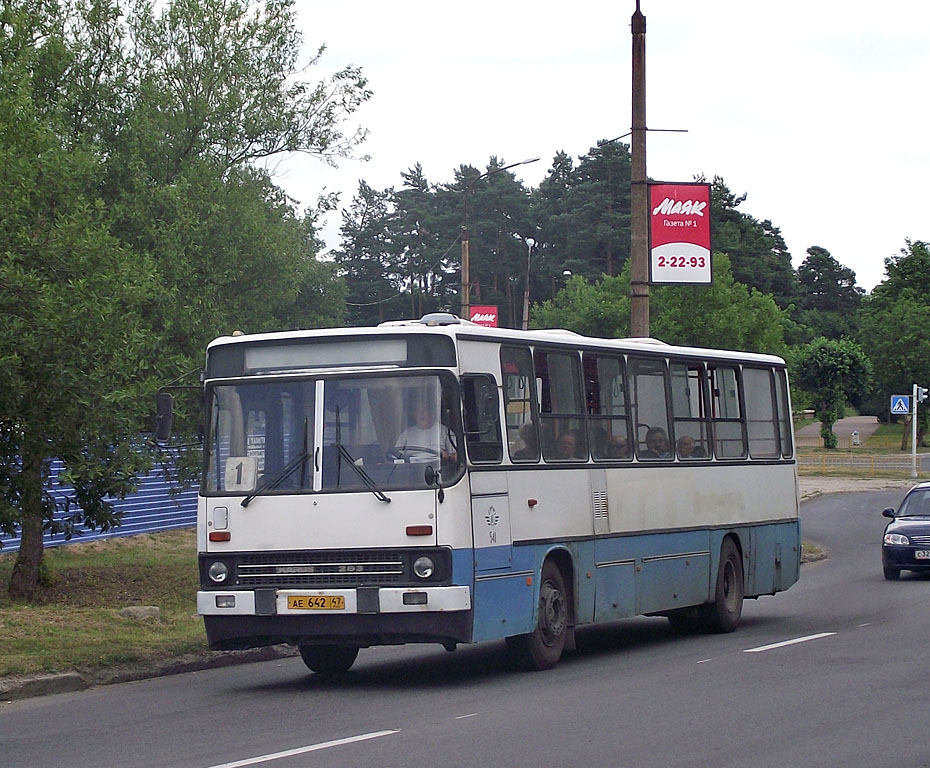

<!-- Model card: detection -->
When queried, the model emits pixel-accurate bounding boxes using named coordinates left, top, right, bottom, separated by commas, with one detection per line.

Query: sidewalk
left=795, top=415, right=881, bottom=449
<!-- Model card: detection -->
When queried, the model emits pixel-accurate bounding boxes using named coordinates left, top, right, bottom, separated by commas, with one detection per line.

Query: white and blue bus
left=193, top=314, right=800, bottom=673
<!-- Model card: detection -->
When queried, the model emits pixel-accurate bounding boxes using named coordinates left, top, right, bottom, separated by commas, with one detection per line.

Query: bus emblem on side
left=485, top=506, right=499, bottom=526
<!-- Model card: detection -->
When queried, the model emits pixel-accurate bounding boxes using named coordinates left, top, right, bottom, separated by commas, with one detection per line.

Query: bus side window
left=629, top=357, right=672, bottom=460
left=744, top=368, right=779, bottom=458
left=462, top=374, right=502, bottom=464
left=535, top=349, right=587, bottom=461
left=710, top=366, right=747, bottom=458
left=501, top=346, right=539, bottom=462
left=775, top=369, right=793, bottom=458
left=670, top=361, right=710, bottom=460
left=585, top=353, right=631, bottom=460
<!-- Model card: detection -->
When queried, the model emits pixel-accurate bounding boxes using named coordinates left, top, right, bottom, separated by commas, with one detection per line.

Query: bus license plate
left=915, top=551, right=930, bottom=560
left=287, top=595, right=345, bottom=610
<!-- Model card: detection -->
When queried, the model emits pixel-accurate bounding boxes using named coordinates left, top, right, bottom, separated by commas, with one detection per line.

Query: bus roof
left=207, top=314, right=787, bottom=366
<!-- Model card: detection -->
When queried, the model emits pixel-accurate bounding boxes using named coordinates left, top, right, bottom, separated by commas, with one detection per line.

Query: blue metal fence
left=0, top=460, right=197, bottom=555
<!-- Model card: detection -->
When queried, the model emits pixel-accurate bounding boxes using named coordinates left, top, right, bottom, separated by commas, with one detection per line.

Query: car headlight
left=413, top=556, right=435, bottom=579
left=208, top=561, right=229, bottom=583
left=884, top=533, right=910, bottom=546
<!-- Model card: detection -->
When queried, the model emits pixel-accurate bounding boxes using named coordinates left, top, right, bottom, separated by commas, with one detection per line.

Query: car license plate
left=287, top=595, right=345, bottom=610
left=915, top=551, right=930, bottom=560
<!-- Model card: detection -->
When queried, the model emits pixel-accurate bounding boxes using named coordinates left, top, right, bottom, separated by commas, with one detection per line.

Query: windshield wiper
left=335, top=443, right=391, bottom=503
left=241, top=417, right=310, bottom=507
left=240, top=447, right=310, bottom=507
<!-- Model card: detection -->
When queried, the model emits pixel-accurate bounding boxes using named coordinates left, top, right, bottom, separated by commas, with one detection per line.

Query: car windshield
left=897, top=489, right=930, bottom=517
left=204, top=373, right=463, bottom=496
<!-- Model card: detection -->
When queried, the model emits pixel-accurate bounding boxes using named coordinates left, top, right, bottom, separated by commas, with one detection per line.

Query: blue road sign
left=891, top=395, right=911, bottom=414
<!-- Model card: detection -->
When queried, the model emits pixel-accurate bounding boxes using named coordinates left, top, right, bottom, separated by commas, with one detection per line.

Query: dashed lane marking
left=204, top=730, right=400, bottom=768
left=743, top=632, right=836, bottom=653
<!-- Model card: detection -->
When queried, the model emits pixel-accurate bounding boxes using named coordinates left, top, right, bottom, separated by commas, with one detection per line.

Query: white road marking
left=696, top=658, right=713, bottom=664
left=455, top=713, right=478, bottom=719
left=743, top=632, right=836, bottom=653
left=205, top=730, right=400, bottom=768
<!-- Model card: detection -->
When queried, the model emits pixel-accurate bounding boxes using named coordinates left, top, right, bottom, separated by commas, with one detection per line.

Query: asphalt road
left=3, top=489, right=929, bottom=768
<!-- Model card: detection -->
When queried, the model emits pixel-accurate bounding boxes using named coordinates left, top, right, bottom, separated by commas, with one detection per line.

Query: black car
left=882, top=482, right=930, bottom=580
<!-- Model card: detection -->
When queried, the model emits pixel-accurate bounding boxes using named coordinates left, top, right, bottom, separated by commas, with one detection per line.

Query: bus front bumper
left=198, top=586, right=473, bottom=651
left=198, top=585, right=471, bottom=615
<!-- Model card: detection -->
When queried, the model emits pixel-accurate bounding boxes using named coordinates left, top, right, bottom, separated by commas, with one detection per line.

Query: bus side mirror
left=155, top=392, right=174, bottom=442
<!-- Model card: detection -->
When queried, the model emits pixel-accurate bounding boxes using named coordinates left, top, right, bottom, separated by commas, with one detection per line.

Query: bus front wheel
left=507, top=560, right=568, bottom=671
left=298, top=644, right=359, bottom=674
left=699, top=538, right=744, bottom=633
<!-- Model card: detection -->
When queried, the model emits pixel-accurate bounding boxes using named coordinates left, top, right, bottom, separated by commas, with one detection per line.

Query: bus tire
left=506, top=560, right=568, bottom=670
left=298, top=644, right=359, bottom=674
left=699, top=538, right=744, bottom=633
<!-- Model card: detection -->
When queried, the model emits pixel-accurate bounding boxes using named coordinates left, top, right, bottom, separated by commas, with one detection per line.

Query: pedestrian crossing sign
left=891, top=395, right=910, bottom=414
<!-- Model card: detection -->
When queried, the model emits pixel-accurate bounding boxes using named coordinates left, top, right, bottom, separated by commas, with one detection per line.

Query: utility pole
left=630, top=0, right=649, bottom=337
left=913, top=384, right=928, bottom=478
left=460, top=224, right=471, bottom=320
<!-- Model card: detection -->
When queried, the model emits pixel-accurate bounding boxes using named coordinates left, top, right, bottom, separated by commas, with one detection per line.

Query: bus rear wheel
left=699, top=538, right=744, bottom=633
left=507, top=560, right=568, bottom=671
left=298, top=644, right=359, bottom=674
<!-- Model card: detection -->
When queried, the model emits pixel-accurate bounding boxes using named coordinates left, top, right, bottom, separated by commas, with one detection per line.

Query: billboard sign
left=648, top=182, right=712, bottom=284
left=469, top=305, right=499, bottom=327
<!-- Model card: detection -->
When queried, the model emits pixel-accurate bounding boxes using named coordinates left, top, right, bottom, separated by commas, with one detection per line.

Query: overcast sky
left=274, top=0, right=930, bottom=292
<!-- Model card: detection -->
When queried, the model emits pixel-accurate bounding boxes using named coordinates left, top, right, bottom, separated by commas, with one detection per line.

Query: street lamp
left=461, top=156, right=540, bottom=320
left=521, top=237, right=536, bottom=331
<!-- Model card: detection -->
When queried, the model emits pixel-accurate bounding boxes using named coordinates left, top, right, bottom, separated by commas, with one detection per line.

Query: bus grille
left=236, top=550, right=406, bottom=588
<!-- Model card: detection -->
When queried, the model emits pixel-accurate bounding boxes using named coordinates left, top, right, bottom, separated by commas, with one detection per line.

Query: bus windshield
left=204, top=372, right=463, bottom=496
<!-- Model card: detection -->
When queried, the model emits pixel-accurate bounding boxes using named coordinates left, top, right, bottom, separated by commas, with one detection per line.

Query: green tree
left=0, top=0, right=364, bottom=600
left=793, top=246, right=863, bottom=342
left=532, top=275, right=631, bottom=338
left=532, top=254, right=789, bottom=356
left=532, top=141, right=632, bottom=298
left=793, top=338, right=872, bottom=448
left=651, top=254, right=789, bottom=356
left=0, top=1, right=159, bottom=599
left=333, top=180, right=405, bottom=326
left=445, top=159, right=535, bottom=326
left=709, top=176, right=797, bottom=308
left=859, top=240, right=930, bottom=439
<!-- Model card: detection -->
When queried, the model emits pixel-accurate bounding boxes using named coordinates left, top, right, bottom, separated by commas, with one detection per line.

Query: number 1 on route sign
left=891, top=395, right=910, bottom=415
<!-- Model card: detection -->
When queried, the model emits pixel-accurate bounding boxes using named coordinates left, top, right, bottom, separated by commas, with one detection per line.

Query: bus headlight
left=208, top=561, right=229, bottom=583
left=413, top=556, right=435, bottom=579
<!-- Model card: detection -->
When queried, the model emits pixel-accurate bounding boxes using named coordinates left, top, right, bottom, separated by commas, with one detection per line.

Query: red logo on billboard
left=648, top=182, right=712, bottom=285
left=469, top=305, right=498, bottom=327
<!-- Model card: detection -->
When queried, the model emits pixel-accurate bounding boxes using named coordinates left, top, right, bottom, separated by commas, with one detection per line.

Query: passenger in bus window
left=642, top=427, right=671, bottom=459
left=395, top=398, right=456, bottom=461
left=677, top=434, right=706, bottom=459
left=553, top=429, right=584, bottom=460
left=605, top=433, right=629, bottom=459
left=512, top=422, right=538, bottom=460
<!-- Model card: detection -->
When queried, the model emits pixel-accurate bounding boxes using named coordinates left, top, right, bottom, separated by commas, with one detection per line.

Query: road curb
left=0, top=645, right=300, bottom=702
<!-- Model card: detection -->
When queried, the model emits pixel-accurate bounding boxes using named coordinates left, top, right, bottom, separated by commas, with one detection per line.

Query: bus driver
left=395, top=396, right=456, bottom=461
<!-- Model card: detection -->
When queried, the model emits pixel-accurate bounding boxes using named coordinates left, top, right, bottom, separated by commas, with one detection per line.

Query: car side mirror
left=882, top=507, right=896, bottom=519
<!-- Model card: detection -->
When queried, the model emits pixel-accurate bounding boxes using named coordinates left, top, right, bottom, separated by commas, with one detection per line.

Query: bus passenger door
left=469, top=471, right=512, bottom=571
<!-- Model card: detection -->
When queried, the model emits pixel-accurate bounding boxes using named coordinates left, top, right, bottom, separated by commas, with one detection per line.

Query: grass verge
left=0, top=530, right=206, bottom=678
